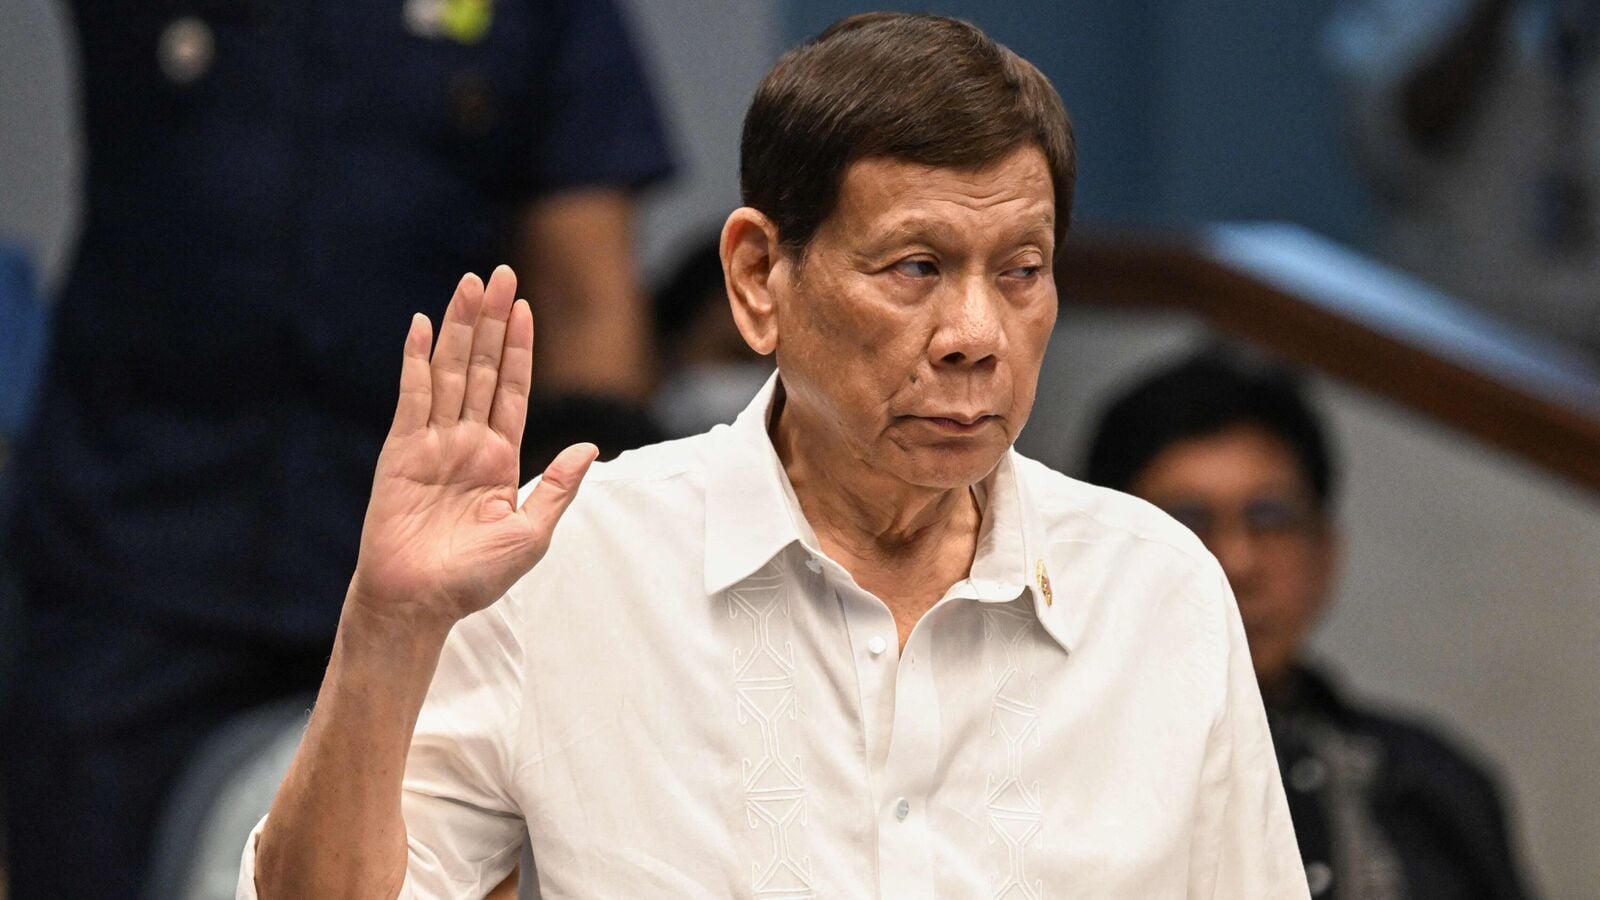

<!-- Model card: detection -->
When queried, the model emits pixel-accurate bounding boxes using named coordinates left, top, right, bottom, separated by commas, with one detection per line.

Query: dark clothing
left=12, top=0, right=671, bottom=642
left=4, top=606, right=328, bottom=900
left=2, top=2, right=671, bottom=896
left=1269, top=666, right=1534, bottom=900
left=0, top=243, right=48, bottom=715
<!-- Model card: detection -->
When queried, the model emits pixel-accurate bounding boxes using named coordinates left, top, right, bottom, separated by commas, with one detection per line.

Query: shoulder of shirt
left=1011, top=451, right=1219, bottom=577
left=508, top=429, right=719, bottom=601
left=1013, top=453, right=1235, bottom=672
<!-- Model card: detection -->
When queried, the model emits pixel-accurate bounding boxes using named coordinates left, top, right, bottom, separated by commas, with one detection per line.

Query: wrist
left=338, top=578, right=456, bottom=663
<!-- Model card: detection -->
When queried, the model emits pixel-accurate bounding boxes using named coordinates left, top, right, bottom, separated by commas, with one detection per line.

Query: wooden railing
left=1057, top=223, right=1600, bottom=494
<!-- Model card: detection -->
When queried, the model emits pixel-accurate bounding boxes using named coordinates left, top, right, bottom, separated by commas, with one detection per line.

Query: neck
left=767, top=386, right=988, bottom=650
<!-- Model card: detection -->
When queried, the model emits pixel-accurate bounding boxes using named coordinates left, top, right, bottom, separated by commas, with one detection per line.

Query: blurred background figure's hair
left=648, top=229, right=771, bottom=439
left=1085, top=348, right=1336, bottom=511
left=652, top=232, right=726, bottom=348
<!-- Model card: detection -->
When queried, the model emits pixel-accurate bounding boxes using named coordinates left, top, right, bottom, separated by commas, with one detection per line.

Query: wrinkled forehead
left=827, top=147, right=1058, bottom=245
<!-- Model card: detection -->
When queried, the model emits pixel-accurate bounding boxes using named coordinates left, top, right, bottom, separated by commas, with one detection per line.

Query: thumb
left=522, top=442, right=599, bottom=537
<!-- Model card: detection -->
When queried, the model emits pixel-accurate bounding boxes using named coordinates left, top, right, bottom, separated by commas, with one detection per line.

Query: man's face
left=767, top=145, right=1058, bottom=490
left=1129, top=425, right=1339, bottom=690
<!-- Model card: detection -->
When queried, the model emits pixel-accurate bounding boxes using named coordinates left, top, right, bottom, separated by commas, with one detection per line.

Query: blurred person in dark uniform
left=0, top=2, right=672, bottom=897
left=1084, top=351, right=1534, bottom=900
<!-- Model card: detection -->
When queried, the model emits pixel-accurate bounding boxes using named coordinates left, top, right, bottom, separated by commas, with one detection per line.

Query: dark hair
left=740, top=12, right=1076, bottom=252
left=652, top=231, right=725, bottom=342
left=1084, top=351, right=1336, bottom=511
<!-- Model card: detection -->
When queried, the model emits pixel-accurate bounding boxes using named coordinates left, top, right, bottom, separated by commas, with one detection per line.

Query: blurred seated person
left=1325, top=0, right=1600, bottom=354
left=1084, top=350, right=1534, bottom=900
left=649, top=230, right=772, bottom=437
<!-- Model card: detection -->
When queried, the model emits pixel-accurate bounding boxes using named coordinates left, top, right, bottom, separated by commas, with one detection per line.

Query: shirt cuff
left=235, top=816, right=267, bottom=900
left=236, top=815, right=415, bottom=900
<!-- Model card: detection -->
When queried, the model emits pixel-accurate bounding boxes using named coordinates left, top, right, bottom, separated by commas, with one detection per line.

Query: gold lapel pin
left=1036, top=559, right=1053, bottom=607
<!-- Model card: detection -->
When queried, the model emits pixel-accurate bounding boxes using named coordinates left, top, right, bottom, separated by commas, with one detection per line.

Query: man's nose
left=930, top=275, right=1004, bottom=367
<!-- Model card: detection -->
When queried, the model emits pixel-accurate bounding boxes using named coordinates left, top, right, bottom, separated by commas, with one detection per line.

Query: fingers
left=521, top=442, right=599, bottom=538
left=489, top=298, right=534, bottom=447
left=391, top=313, right=434, bottom=437
left=429, top=272, right=486, bottom=426
left=460, top=265, right=518, bottom=423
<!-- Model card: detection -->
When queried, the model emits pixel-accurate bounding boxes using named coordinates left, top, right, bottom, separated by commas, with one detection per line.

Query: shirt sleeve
left=1187, top=566, right=1310, bottom=899
left=527, top=0, right=676, bottom=197
left=1321, top=0, right=1482, bottom=186
left=235, top=600, right=528, bottom=900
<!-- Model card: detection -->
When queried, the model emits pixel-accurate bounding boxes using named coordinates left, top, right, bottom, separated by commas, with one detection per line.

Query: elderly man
left=245, top=14, right=1306, bottom=898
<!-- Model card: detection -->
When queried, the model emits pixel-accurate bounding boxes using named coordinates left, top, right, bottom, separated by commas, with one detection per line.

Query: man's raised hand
left=347, top=265, right=597, bottom=633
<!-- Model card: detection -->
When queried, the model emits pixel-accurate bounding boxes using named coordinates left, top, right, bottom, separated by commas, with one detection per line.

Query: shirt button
left=1290, top=757, right=1328, bottom=793
left=893, top=797, right=910, bottom=821
left=867, top=636, right=888, bottom=656
left=1305, top=861, right=1333, bottom=895
left=804, top=559, right=823, bottom=574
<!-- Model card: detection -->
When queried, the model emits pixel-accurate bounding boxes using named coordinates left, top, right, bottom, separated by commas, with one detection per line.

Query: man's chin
left=893, top=441, right=1009, bottom=490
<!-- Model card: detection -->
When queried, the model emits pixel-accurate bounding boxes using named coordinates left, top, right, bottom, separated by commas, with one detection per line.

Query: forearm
left=254, top=596, right=452, bottom=900
left=519, top=189, right=652, bottom=400
left=247, top=263, right=591, bottom=896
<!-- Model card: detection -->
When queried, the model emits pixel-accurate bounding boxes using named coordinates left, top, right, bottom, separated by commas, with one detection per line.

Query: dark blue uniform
left=2, top=2, right=671, bottom=896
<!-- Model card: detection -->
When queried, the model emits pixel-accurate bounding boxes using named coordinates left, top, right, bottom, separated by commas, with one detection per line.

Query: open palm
left=349, top=266, right=596, bottom=629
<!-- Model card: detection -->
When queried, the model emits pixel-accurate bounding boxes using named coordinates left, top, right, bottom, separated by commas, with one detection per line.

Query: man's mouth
left=909, top=414, right=1000, bottom=435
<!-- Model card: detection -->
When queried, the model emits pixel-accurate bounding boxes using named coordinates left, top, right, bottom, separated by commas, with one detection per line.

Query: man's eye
left=894, top=259, right=938, bottom=278
left=1244, top=498, right=1307, bottom=533
left=1004, top=265, right=1043, bottom=280
left=1163, top=503, right=1214, bottom=538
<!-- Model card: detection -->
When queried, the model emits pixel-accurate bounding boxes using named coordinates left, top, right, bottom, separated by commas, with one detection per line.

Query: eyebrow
left=871, top=218, right=955, bottom=247
left=864, top=214, right=1056, bottom=254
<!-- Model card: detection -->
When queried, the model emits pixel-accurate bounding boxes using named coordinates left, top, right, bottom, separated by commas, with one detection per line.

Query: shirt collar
left=703, top=373, right=812, bottom=596
left=703, top=371, right=1071, bottom=654
left=969, top=441, right=1072, bottom=653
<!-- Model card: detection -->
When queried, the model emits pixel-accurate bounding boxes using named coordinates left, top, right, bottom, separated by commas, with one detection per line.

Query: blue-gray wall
left=785, top=1, right=1371, bottom=244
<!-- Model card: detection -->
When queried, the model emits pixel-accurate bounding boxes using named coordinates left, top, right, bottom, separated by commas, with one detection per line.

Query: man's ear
left=720, top=207, right=786, bottom=357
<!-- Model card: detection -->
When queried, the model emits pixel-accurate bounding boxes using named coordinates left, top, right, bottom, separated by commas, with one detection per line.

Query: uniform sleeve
left=1187, top=567, right=1310, bottom=899
left=1321, top=0, right=1482, bottom=186
left=236, top=600, right=528, bottom=900
left=528, top=0, right=675, bottom=197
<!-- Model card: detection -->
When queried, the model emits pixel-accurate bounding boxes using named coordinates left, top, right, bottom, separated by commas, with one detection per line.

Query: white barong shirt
left=239, top=375, right=1307, bottom=898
